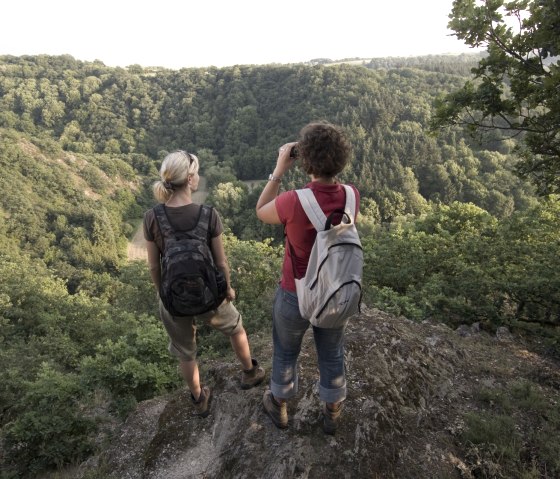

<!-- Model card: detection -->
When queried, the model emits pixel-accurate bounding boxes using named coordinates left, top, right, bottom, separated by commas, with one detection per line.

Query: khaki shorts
left=158, top=299, right=243, bottom=361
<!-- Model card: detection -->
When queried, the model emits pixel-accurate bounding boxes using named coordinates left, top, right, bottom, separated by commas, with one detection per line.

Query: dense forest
left=0, top=53, right=558, bottom=478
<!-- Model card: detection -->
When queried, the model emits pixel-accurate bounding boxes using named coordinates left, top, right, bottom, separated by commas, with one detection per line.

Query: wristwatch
left=268, top=174, right=282, bottom=183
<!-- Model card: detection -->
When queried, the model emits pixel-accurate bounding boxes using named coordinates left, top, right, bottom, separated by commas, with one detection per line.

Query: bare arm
left=146, top=240, right=161, bottom=293
left=256, top=142, right=298, bottom=224
left=211, top=234, right=235, bottom=301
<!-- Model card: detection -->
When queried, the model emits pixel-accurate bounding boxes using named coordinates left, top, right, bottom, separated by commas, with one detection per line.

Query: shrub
left=2, top=364, right=95, bottom=477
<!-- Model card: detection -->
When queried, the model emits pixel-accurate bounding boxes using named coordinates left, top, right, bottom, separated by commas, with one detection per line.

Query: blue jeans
left=270, top=287, right=347, bottom=404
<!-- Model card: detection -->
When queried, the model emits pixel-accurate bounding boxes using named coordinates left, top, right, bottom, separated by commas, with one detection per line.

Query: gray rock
left=84, top=310, right=471, bottom=479
left=456, top=324, right=472, bottom=337
left=496, top=326, right=514, bottom=342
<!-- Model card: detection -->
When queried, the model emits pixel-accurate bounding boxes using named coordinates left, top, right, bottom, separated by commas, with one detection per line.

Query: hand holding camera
left=278, top=142, right=298, bottom=158
left=274, top=141, right=299, bottom=178
left=289, top=144, right=298, bottom=159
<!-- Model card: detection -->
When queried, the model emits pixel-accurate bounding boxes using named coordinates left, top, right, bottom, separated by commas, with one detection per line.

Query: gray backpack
left=293, top=185, right=363, bottom=328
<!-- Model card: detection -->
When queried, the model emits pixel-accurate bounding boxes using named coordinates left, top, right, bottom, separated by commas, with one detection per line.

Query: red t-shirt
left=275, top=182, right=360, bottom=292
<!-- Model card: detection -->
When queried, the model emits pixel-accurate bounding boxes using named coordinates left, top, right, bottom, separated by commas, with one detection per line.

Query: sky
left=1, top=0, right=477, bottom=69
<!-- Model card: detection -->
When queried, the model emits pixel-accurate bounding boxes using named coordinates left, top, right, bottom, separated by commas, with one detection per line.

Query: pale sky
left=1, top=0, right=476, bottom=69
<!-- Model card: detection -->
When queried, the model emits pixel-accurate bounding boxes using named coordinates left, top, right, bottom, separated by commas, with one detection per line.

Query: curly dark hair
left=297, top=121, right=351, bottom=178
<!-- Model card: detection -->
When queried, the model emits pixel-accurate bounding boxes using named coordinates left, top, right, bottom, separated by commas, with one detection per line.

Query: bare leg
left=179, top=359, right=201, bottom=399
left=229, top=327, right=253, bottom=370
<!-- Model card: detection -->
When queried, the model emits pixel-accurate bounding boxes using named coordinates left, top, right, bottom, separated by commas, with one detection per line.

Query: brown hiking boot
left=262, top=390, right=288, bottom=429
left=322, top=402, right=343, bottom=435
left=241, top=358, right=265, bottom=390
left=191, top=386, right=211, bottom=417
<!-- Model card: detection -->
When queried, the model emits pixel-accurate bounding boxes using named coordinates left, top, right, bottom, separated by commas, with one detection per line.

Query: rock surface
left=85, top=306, right=559, bottom=479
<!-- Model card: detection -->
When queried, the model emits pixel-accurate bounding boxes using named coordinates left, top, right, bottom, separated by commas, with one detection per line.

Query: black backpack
left=153, top=203, right=227, bottom=316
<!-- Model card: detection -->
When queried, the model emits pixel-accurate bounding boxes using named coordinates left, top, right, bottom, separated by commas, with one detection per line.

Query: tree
left=205, top=181, right=248, bottom=233
left=432, top=0, right=560, bottom=195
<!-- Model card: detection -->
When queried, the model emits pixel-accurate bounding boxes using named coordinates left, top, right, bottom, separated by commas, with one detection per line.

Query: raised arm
left=256, top=142, right=297, bottom=224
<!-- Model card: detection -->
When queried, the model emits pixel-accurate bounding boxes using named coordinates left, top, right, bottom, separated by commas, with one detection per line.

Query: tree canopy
left=432, top=0, right=560, bottom=195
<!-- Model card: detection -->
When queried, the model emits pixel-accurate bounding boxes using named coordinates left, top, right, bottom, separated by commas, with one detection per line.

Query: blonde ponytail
left=152, top=150, right=199, bottom=203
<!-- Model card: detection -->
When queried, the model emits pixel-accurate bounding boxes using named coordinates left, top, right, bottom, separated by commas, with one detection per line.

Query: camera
left=290, top=144, right=299, bottom=159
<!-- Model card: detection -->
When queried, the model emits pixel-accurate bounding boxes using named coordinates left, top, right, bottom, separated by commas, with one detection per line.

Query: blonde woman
left=143, top=150, right=265, bottom=417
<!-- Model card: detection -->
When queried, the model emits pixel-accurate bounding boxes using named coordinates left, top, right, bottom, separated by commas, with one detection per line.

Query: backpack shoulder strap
left=342, top=185, right=357, bottom=220
left=295, top=189, right=326, bottom=232
left=192, top=205, right=212, bottom=242
left=153, top=203, right=174, bottom=241
left=153, top=203, right=213, bottom=244
left=296, top=185, right=357, bottom=231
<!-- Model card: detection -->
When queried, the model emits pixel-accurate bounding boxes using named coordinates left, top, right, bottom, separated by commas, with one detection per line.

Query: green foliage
left=2, top=363, right=95, bottom=477
left=492, top=198, right=560, bottom=326
left=363, top=202, right=498, bottom=324
left=1, top=54, right=539, bottom=220
left=362, top=198, right=560, bottom=329
left=467, top=380, right=560, bottom=478
left=206, top=182, right=249, bottom=232
left=80, top=314, right=180, bottom=417
left=462, top=412, right=521, bottom=461
left=205, top=181, right=283, bottom=243
left=433, top=0, right=560, bottom=194
left=0, top=128, right=147, bottom=283
left=364, top=285, right=424, bottom=321
left=224, top=235, right=283, bottom=331
left=0, top=249, right=175, bottom=475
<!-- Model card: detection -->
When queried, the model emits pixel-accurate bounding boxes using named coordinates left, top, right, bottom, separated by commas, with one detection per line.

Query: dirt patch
left=127, top=223, right=148, bottom=261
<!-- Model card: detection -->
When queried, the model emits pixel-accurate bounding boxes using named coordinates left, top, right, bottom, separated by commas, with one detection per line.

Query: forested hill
left=0, top=53, right=535, bottom=224
left=0, top=55, right=558, bottom=478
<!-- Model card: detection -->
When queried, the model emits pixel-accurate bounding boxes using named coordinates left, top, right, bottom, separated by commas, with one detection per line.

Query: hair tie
left=163, top=181, right=174, bottom=190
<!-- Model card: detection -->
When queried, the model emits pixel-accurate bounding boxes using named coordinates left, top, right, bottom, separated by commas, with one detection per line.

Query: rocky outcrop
left=84, top=306, right=558, bottom=479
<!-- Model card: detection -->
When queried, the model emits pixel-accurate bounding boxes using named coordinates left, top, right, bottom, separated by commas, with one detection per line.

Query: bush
left=2, top=364, right=95, bottom=477
left=80, top=314, right=180, bottom=417
left=362, top=285, right=424, bottom=320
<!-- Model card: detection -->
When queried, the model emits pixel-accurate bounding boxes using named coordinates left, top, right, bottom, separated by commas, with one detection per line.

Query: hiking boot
left=241, top=358, right=265, bottom=389
left=322, top=402, right=343, bottom=435
left=191, top=386, right=211, bottom=418
left=262, top=390, right=288, bottom=429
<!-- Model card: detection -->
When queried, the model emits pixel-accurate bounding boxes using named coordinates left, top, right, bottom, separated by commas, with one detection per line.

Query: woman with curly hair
left=256, top=121, right=360, bottom=434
